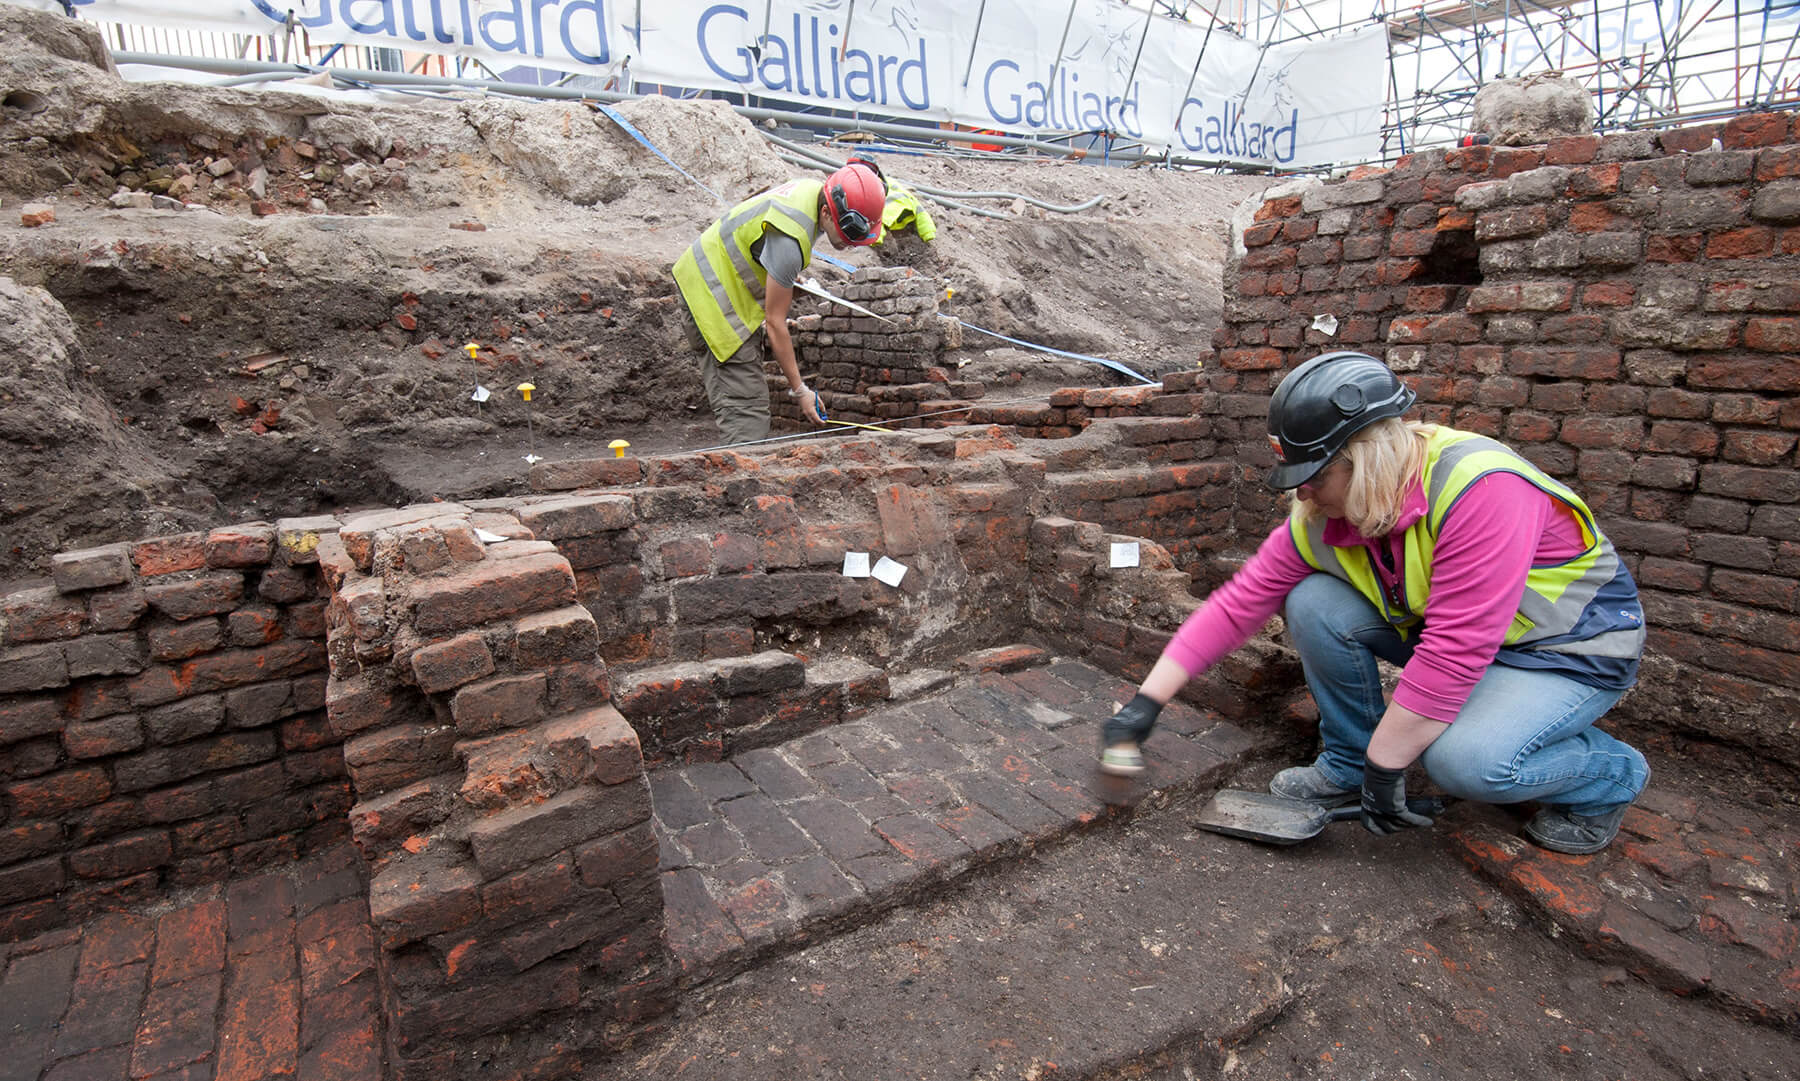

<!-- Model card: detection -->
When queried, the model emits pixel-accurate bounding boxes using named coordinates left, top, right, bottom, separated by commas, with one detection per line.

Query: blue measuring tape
left=595, top=102, right=1145, bottom=381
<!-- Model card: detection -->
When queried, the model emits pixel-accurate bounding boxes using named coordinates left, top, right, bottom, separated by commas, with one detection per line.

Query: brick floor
left=1447, top=786, right=1800, bottom=1030
left=0, top=845, right=380, bottom=1081
left=652, top=656, right=1271, bottom=985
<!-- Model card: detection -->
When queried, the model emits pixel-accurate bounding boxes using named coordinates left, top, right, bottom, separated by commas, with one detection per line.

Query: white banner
left=27, top=0, right=1388, bottom=167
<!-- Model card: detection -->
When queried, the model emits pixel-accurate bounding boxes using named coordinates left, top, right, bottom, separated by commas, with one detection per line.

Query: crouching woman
left=1101, top=351, right=1650, bottom=854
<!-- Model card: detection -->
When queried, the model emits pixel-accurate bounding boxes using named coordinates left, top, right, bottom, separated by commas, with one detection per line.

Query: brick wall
left=1209, top=109, right=1800, bottom=769
left=314, top=504, right=667, bottom=1080
left=786, top=266, right=985, bottom=429
left=0, top=522, right=342, bottom=941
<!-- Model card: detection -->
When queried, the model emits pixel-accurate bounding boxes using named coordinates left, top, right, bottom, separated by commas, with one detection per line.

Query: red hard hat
left=821, top=162, right=886, bottom=246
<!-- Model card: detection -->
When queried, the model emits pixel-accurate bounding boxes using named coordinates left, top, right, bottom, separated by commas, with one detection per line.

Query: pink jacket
left=1161, top=472, right=1588, bottom=722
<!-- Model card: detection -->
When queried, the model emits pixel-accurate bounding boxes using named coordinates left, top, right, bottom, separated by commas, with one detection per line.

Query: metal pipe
left=961, top=0, right=991, bottom=88
left=1045, top=0, right=1080, bottom=109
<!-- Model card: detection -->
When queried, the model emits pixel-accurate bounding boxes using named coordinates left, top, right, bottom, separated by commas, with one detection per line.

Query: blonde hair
left=1291, top=418, right=1435, bottom=536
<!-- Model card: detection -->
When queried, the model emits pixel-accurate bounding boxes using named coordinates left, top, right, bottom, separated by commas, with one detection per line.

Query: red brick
left=514, top=606, right=599, bottom=669
left=1646, top=233, right=1703, bottom=262
left=2, top=587, right=86, bottom=644
left=1241, top=221, right=1281, bottom=247
left=8, top=767, right=112, bottom=817
left=215, top=962, right=298, bottom=1081
left=205, top=525, right=276, bottom=568
left=131, top=969, right=222, bottom=1077
left=1721, top=112, right=1790, bottom=148
left=1544, top=134, right=1602, bottom=164
left=1507, top=856, right=1606, bottom=931
left=466, top=784, right=651, bottom=879
left=298, top=978, right=381, bottom=1079
left=1723, top=430, right=1797, bottom=465
left=69, top=830, right=172, bottom=879
left=128, top=640, right=323, bottom=708
left=1744, top=317, right=1800, bottom=352
left=1688, top=356, right=1800, bottom=393
left=1253, top=195, right=1303, bottom=221
left=152, top=899, right=227, bottom=985
left=1595, top=903, right=1711, bottom=992
left=369, top=858, right=482, bottom=948
left=132, top=534, right=208, bottom=577
left=0, top=695, right=62, bottom=745
left=410, top=552, right=576, bottom=634
left=542, top=706, right=642, bottom=786
left=575, top=821, right=659, bottom=889
left=1706, top=227, right=1775, bottom=259
left=409, top=631, right=494, bottom=694
left=449, top=673, right=547, bottom=736
left=325, top=672, right=424, bottom=737
left=148, top=618, right=224, bottom=662
left=342, top=723, right=458, bottom=796
left=658, top=537, right=711, bottom=578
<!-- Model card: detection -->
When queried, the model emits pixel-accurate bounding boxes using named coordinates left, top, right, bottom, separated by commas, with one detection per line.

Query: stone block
left=347, top=776, right=455, bottom=855
left=51, top=544, right=133, bottom=593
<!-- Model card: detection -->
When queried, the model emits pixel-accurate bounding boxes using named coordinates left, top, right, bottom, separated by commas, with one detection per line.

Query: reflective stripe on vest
left=673, top=180, right=821, bottom=362
left=1288, top=428, right=1646, bottom=666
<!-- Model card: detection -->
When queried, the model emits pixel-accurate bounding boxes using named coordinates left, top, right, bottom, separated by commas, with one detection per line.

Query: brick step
left=615, top=651, right=889, bottom=765
left=650, top=653, right=1275, bottom=989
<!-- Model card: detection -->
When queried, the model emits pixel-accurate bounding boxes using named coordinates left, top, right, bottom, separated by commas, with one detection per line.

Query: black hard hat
left=1266, top=351, right=1416, bottom=490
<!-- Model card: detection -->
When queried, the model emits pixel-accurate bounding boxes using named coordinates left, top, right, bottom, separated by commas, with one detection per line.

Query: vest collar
left=1320, top=479, right=1429, bottom=545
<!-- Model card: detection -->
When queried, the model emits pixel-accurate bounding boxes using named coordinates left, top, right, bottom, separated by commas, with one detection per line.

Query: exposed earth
left=0, top=3, right=1268, bottom=587
left=0, top=8, right=1794, bottom=1079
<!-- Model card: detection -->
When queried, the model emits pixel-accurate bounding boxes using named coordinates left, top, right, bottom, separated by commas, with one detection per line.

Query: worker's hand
left=797, top=386, right=828, bottom=425
left=1101, top=693, right=1162, bottom=750
left=1360, top=763, right=1435, bottom=835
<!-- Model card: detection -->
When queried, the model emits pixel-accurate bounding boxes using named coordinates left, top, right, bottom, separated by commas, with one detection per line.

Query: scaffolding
left=1180, top=0, right=1800, bottom=160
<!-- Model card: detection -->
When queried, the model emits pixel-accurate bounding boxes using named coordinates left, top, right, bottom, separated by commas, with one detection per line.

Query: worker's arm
left=761, top=278, right=825, bottom=425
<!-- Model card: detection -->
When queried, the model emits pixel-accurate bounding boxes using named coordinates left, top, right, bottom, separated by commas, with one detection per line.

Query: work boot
left=1523, top=802, right=1632, bottom=855
left=1269, top=765, right=1358, bottom=806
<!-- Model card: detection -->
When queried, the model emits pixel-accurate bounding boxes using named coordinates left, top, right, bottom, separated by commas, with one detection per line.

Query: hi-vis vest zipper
left=1288, top=427, right=1645, bottom=684
left=673, top=179, right=822, bottom=363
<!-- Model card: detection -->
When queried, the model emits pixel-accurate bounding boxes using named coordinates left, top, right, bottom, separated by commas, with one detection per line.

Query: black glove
left=1101, top=693, right=1163, bottom=749
left=1360, top=763, right=1436, bottom=835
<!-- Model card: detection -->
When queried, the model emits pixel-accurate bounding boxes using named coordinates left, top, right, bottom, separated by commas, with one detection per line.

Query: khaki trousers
left=683, top=308, right=771, bottom=445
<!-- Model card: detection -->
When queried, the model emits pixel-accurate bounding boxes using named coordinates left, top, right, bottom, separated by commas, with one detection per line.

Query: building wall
left=1207, top=109, right=1800, bottom=767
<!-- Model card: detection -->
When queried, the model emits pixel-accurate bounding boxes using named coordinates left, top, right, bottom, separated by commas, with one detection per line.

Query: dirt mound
left=0, top=276, right=214, bottom=573
left=0, top=3, right=1272, bottom=583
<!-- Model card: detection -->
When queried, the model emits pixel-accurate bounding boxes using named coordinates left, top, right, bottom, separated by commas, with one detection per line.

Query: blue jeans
left=1283, top=574, right=1649, bottom=814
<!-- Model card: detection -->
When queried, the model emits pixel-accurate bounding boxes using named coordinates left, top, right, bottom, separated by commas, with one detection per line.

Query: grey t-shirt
left=752, top=231, right=804, bottom=289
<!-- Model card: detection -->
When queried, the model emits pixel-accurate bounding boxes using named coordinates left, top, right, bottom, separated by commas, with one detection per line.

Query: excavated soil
left=0, top=4, right=1268, bottom=585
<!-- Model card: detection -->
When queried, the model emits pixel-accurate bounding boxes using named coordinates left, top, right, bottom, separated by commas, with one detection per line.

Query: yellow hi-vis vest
left=673, top=179, right=822, bottom=363
left=877, top=182, right=936, bottom=243
left=1288, top=427, right=1645, bottom=681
